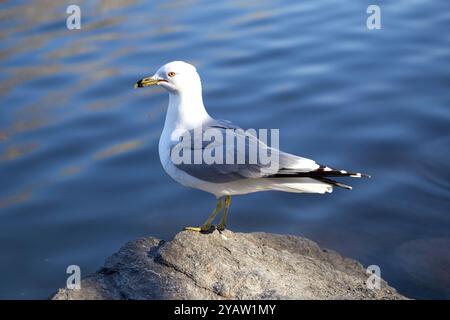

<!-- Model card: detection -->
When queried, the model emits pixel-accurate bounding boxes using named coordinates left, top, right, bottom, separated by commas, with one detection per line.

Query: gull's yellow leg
left=184, top=198, right=223, bottom=232
left=217, top=196, right=231, bottom=231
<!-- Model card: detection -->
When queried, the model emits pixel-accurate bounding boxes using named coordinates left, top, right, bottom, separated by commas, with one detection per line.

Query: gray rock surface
left=52, top=230, right=406, bottom=300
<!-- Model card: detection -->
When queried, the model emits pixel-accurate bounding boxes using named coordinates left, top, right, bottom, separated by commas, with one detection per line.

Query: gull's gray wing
left=170, top=119, right=319, bottom=183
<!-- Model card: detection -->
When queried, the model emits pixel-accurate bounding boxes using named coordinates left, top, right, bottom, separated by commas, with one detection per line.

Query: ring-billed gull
left=135, top=61, right=369, bottom=232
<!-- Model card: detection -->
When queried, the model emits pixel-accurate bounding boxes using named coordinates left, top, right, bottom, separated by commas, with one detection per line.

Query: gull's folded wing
left=170, top=119, right=319, bottom=183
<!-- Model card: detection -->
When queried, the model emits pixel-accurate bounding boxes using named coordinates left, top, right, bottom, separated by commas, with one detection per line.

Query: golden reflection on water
left=0, top=143, right=38, bottom=161
left=93, top=140, right=144, bottom=160
left=0, top=189, right=32, bottom=210
left=59, top=165, right=83, bottom=177
left=0, top=132, right=8, bottom=141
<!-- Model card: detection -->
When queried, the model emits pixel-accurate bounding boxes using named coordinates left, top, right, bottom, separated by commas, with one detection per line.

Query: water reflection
left=1, top=143, right=38, bottom=161
left=93, top=140, right=144, bottom=160
left=0, top=189, right=32, bottom=210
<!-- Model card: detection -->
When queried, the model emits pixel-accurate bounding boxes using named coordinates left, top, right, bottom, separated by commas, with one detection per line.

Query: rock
left=52, top=230, right=406, bottom=300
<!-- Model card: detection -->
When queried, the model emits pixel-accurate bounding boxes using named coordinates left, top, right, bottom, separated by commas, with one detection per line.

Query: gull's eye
left=168, top=71, right=176, bottom=78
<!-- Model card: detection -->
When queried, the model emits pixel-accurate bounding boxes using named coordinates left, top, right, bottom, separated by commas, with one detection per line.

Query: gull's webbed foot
left=184, top=224, right=215, bottom=233
left=216, top=224, right=226, bottom=232
left=184, top=198, right=223, bottom=233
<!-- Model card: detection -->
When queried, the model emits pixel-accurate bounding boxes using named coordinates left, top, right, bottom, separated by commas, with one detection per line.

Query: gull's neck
left=163, top=88, right=211, bottom=134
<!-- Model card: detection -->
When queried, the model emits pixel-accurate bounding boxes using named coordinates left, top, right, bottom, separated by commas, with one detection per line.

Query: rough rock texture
left=52, top=230, right=406, bottom=300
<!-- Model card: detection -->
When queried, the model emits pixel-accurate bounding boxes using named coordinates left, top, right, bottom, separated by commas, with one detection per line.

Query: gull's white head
left=135, top=61, right=201, bottom=94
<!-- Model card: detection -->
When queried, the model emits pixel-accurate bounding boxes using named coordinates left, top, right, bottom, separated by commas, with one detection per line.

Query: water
left=0, top=0, right=449, bottom=299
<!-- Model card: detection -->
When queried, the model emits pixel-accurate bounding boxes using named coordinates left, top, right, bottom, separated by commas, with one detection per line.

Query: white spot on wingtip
left=340, top=170, right=347, bottom=174
left=351, top=173, right=362, bottom=178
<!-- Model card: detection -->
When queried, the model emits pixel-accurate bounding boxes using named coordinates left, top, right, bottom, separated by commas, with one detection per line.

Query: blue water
left=1, top=0, right=449, bottom=299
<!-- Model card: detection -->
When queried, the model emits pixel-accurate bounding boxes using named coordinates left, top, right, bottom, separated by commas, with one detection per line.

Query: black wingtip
left=315, top=177, right=353, bottom=190
left=268, top=165, right=371, bottom=181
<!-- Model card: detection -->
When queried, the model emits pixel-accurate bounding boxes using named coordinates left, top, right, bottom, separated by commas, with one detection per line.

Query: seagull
left=135, top=61, right=369, bottom=232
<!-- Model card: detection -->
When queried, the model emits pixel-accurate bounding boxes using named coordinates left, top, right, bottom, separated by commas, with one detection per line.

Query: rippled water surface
left=1, top=0, right=449, bottom=299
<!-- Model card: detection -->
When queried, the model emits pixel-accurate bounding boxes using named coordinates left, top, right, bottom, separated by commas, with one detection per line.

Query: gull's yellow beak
left=134, top=76, right=162, bottom=88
